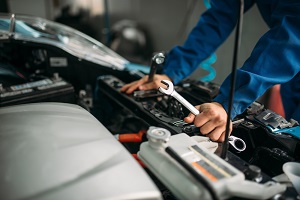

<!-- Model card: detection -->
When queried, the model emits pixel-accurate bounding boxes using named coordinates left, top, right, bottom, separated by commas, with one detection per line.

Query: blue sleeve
left=163, top=0, right=241, bottom=84
left=214, top=1, right=300, bottom=119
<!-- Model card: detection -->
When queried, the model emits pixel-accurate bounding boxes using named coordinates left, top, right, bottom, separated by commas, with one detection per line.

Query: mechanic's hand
left=120, top=74, right=172, bottom=94
left=184, top=102, right=232, bottom=142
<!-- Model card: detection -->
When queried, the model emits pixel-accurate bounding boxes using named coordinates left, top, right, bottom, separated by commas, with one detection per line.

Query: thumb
left=184, top=114, right=195, bottom=123
left=184, top=105, right=201, bottom=123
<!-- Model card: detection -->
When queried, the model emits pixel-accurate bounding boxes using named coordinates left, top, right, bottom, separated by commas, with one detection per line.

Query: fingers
left=184, top=105, right=200, bottom=123
left=139, top=81, right=159, bottom=90
left=206, top=127, right=225, bottom=142
left=209, top=122, right=232, bottom=142
left=120, top=74, right=172, bottom=94
left=186, top=102, right=232, bottom=142
left=120, top=76, right=149, bottom=94
left=196, top=115, right=226, bottom=142
left=120, top=81, right=139, bottom=94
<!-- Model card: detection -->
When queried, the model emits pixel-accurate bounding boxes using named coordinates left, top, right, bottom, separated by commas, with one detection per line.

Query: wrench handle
left=148, top=64, right=157, bottom=82
left=148, top=52, right=165, bottom=82
left=172, top=91, right=200, bottom=115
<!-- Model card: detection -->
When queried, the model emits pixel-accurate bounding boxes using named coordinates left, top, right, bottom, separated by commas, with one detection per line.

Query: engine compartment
left=0, top=13, right=300, bottom=200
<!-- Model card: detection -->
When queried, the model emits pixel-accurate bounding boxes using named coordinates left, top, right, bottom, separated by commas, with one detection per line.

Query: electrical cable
left=199, top=0, right=217, bottom=82
left=221, top=0, right=244, bottom=159
left=199, top=53, right=217, bottom=82
left=198, top=0, right=217, bottom=82
left=116, top=130, right=146, bottom=143
left=132, top=154, right=146, bottom=168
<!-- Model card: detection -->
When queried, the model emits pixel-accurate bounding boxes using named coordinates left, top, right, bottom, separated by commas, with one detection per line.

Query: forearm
left=164, top=0, right=241, bottom=84
left=214, top=13, right=300, bottom=119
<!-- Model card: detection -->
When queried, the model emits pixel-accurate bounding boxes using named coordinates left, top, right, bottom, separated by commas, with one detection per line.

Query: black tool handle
left=148, top=52, right=165, bottom=82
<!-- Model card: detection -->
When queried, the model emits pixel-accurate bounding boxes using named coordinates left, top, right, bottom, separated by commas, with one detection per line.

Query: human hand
left=120, top=74, right=172, bottom=94
left=184, top=102, right=232, bottom=142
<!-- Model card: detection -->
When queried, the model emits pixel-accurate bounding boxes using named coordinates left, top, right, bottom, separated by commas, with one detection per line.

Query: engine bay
left=0, top=13, right=300, bottom=200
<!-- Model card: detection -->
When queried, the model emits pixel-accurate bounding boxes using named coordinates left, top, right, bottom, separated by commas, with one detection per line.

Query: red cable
left=117, top=130, right=146, bottom=143
left=132, top=154, right=146, bottom=168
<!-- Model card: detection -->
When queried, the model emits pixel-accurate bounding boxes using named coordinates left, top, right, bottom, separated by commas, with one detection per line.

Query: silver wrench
left=159, top=80, right=200, bottom=115
left=158, top=80, right=246, bottom=152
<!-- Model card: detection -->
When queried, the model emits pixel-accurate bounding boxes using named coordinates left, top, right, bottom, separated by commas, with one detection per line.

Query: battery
left=0, top=77, right=75, bottom=107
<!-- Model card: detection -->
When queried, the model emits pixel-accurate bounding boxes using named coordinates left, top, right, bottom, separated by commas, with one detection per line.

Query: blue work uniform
left=163, top=0, right=300, bottom=122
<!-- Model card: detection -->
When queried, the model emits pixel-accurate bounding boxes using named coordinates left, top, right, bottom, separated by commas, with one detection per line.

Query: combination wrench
left=158, top=80, right=246, bottom=152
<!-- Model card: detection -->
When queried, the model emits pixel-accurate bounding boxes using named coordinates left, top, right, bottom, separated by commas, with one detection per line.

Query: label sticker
left=50, top=57, right=68, bottom=67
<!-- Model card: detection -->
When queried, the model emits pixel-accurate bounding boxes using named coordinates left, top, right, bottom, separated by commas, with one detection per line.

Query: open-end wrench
left=159, top=80, right=200, bottom=115
left=158, top=80, right=246, bottom=152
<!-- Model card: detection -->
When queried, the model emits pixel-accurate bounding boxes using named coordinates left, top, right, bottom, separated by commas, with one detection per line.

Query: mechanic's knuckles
left=206, top=108, right=219, bottom=117
left=209, top=132, right=221, bottom=142
left=199, top=126, right=209, bottom=135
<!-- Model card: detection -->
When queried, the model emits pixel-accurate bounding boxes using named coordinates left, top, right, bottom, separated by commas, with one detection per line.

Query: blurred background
left=1, top=0, right=267, bottom=85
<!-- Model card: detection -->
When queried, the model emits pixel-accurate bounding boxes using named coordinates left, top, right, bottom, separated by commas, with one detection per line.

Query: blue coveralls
left=163, top=0, right=300, bottom=121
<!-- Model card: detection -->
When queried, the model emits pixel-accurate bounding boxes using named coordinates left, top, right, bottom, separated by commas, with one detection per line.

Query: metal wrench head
left=228, top=136, right=246, bottom=152
left=158, top=80, right=174, bottom=95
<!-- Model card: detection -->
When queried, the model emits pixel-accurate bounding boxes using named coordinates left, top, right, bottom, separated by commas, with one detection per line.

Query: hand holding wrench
left=158, top=80, right=246, bottom=151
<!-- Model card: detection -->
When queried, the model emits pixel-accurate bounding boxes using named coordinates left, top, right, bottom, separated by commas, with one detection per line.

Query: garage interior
left=0, top=0, right=299, bottom=200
